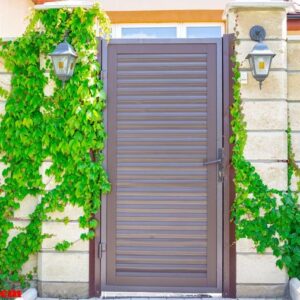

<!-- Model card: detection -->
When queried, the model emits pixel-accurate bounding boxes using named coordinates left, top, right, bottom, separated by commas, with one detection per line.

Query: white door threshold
left=101, top=292, right=223, bottom=299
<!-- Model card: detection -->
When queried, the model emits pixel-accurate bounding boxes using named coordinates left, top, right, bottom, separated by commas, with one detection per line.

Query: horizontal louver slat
left=115, top=51, right=209, bottom=279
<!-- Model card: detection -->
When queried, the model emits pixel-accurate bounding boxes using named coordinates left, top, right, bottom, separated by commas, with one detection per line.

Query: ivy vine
left=231, top=55, right=300, bottom=279
left=0, top=5, right=111, bottom=289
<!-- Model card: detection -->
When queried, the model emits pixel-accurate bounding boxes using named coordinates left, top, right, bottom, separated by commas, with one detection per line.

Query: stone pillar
left=35, top=1, right=94, bottom=298
left=225, top=1, right=290, bottom=297
left=287, top=36, right=300, bottom=189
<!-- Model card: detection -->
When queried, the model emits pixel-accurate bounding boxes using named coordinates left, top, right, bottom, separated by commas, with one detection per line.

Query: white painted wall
left=0, top=0, right=231, bottom=38
left=0, top=0, right=34, bottom=38
left=100, top=0, right=231, bottom=11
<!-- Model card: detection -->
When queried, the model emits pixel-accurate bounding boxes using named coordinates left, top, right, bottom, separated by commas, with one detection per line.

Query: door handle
left=203, top=148, right=224, bottom=182
left=203, top=158, right=222, bottom=166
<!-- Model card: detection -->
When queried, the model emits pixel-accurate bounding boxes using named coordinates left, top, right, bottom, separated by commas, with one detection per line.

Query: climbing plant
left=0, top=5, right=111, bottom=289
left=231, top=54, right=300, bottom=279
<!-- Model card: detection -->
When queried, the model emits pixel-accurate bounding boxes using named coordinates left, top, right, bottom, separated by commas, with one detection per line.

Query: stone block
left=22, top=254, right=37, bottom=276
left=38, top=281, right=89, bottom=299
left=243, top=101, right=287, bottom=130
left=43, top=73, right=55, bottom=97
left=289, top=103, right=300, bottom=130
left=291, top=162, right=300, bottom=192
left=8, top=220, right=29, bottom=243
left=237, top=40, right=287, bottom=69
left=288, top=73, right=300, bottom=100
left=41, top=221, right=88, bottom=251
left=0, top=57, right=7, bottom=73
left=251, top=162, right=287, bottom=191
left=0, top=101, right=6, bottom=114
left=47, top=204, right=84, bottom=221
left=39, top=161, right=57, bottom=191
left=29, top=280, right=37, bottom=289
left=237, top=253, right=288, bottom=284
left=227, top=8, right=287, bottom=40
left=14, top=195, right=39, bottom=219
left=0, top=161, right=8, bottom=186
left=40, top=55, right=51, bottom=71
left=241, top=71, right=286, bottom=100
left=237, top=283, right=287, bottom=298
left=237, top=238, right=272, bottom=254
left=288, top=41, right=300, bottom=71
left=291, top=132, right=300, bottom=161
left=0, top=73, right=11, bottom=92
left=37, top=252, right=89, bottom=282
left=236, top=253, right=288, bottom=284
left=244, top=132, right=287, bottom=161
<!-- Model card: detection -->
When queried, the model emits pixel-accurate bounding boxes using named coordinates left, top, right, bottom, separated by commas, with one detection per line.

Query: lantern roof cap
left=246, top=42, right=276, bottom=58
left=50, top=38, right=77, bottom=57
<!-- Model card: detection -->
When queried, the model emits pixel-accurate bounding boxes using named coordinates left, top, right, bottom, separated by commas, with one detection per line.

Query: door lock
left=203, top=148, right=224, bottom=182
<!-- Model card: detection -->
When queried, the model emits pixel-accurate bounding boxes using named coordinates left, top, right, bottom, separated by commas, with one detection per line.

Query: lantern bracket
left=249, top=25, right=266, bottom=42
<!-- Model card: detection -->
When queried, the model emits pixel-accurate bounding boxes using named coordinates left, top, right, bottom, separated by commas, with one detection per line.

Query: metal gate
left=100, top=39, right=223, bottom=293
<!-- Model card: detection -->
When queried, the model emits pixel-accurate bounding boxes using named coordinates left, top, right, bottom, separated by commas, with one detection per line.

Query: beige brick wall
left=226, top=3, right=289, bottom=298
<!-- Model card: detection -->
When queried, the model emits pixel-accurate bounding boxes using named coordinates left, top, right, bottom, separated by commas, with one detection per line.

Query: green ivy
left=231, top=55, right=300, bottom=279
left=0, top=5, right=111, bottom=289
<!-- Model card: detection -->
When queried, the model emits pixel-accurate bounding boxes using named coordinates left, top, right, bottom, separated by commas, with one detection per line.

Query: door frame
left=222, top=34, right=236, bottom=298
left=104, top=39, right=222, bottom=293
left=89, top=34, right=236, bottom=298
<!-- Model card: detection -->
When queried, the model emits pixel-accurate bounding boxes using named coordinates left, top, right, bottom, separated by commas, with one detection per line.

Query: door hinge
left=98, top=242, right=106, bottom=259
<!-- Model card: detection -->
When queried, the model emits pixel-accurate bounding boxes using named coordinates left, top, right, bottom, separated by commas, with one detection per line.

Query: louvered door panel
left=105, top=42, right=220, bottom=292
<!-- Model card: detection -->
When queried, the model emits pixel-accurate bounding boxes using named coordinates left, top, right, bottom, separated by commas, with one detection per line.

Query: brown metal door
left=102, top=40, right=222, bottom=292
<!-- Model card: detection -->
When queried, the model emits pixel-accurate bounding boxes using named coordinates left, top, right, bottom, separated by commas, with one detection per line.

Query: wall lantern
left=49, top=37, right=77, bottom=85
left=246, top=25, right=275, bottom=89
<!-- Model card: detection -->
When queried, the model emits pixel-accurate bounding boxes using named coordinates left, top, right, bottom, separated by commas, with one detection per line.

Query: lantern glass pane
left=67, top=56, right=76, bottom=77
left=253, top=55, right=272, bottom=76
left=248, top=56, right=255, bottom=77
left=52, top=55, right=69, bottom=75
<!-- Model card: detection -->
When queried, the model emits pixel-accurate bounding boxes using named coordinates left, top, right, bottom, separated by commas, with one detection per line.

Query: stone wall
left=0, top=60, right=38, bottom=286
left=38, top=58, right=90, bottom=298
left=288, top=37, right=300, bottom=191
left=225, top=2, right=290, bottom=298
left=0, top=57, right=90, bottom=298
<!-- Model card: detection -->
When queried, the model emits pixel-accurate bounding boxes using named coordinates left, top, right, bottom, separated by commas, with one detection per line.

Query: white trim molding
left=223, top=0, right=293, bottom=18
left=35, top=0, right=96, bottom=10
